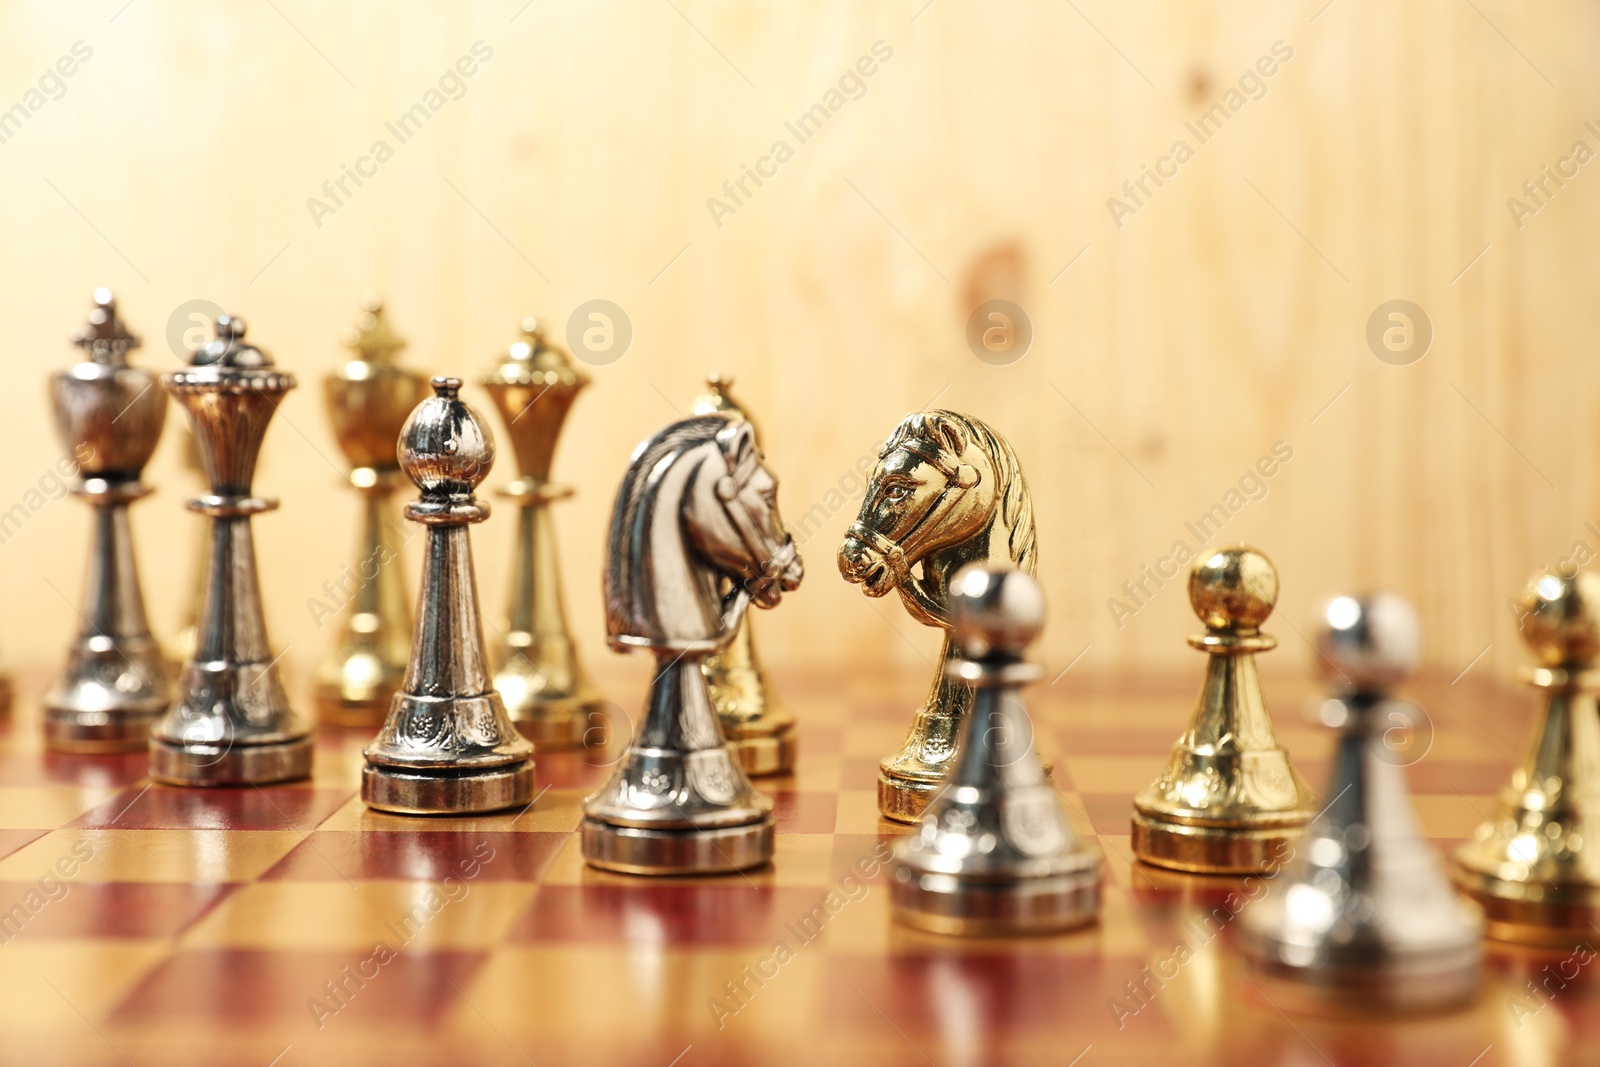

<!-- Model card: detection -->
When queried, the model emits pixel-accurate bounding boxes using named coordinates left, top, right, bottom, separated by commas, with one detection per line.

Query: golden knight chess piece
left=838, top=410, right=1038, bottom=823
left=477, top=318, right=606, bottom=750
left=151, top=314, right=312, bottom=785
left=1241, top=593, right=1481, bottom=1012
left=1454, top=568, right=1600, bottom=946
left=689, top=374, right=795, bottom=776
left=362, top=378, right=535, bottom=814
left=582, top=414, right=803, bottom=874
left=44, top=289, right=172, bottom=751
left=1131, top=544, right=1316, bottom=873
left=890, top=565, right=1101, bottom=935
left=314, top=296, right=429, bottom=727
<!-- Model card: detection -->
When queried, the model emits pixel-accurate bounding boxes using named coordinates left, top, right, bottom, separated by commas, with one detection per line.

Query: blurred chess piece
left=1132, top=545, right=1316, bottom=872
left=314, top=296, right=428, bottom=727
left=690, top=374, right=795, bottom=776
left=890, top=566, right=1101, bottom=934
left=1455, top=569, right=1600, bottom=945
left=582, top=415, right=803, bottom=874
left=43, top=289, right=171, bottom=750
left=151, top=315, right=312, bottom=785
left=362, top=378, right=534, bottom=814
left=1242, top=593, right=1481, bottom=1012
left=838, top=410, right=1040, bottom=823
left=170, top=421, right=205, bottom=668
left=478, top=318, right=605, bottom=750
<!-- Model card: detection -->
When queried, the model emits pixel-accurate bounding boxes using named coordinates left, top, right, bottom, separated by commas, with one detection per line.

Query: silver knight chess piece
left=150, top=315, right=312, bottom=785
left=838, top=410, right=1039, bottom=823
left=45, top=289, right=172, bottom=751
left=478, top=318, right=607, bottom=750
left=890, top=566, right=1102, bottom=935
left=582, top=415, right=803, bottom=874
left=689, top=374, right=795, bottom=776
left=1241, top=593, right=1481, bottom=1013
left=362, top=378, right=534, bottom=814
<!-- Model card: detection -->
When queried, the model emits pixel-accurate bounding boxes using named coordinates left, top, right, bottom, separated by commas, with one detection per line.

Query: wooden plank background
left=0, top=0, right=1594, bottom=697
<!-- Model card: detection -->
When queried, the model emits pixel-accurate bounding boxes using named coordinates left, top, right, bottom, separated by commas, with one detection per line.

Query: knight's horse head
left=606, top=415, right=803, bottom=652
left=839, top=410, right=1034, bottom=623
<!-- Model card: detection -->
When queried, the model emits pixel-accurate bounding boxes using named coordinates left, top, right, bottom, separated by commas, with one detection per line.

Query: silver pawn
left=889, top=565, right=1101, bottom=935
left=1241, top=593, right=1481, bottom=1012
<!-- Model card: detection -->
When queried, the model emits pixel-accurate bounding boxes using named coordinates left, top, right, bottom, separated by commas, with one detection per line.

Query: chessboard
left=0, top=661, right=1579, bottom=1067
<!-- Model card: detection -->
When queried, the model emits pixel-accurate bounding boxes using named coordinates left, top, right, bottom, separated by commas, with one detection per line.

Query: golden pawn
left=1132, top=545, right=1316, bottom=873
left=314, top=297, right=429, bottom=727
left=478, top=318, right=605, bottom=750
left=1455, top=569, right=1600, bottom=946
left=689, top=374, right=796, bottom=776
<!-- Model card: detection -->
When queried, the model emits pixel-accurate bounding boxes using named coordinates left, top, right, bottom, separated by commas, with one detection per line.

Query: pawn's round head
left=1518, top=569, right=1600, bottom=667
left=1315, top=593, right=1419, bottom=696
left=398, top=376, right=496, bottom=496
left=949, top=565, right=1045, bottom=660
left=1189, top=545, right=1278, bottom=631
left=191, top=313, right=272, bottom=369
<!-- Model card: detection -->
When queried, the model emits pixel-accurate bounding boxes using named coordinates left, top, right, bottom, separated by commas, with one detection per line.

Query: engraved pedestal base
left=149, top=735, right=314, bottom=787
left=1245, top=948, right=1483, bottom=1015
left=725, top=712, right=795, bottom=777
left=580, top=816, right=774, bottom=876
left=1131, top=808, right=1303, bottom=875
left=362, top=760, right=535, bottom=816
left=45, top=709, right=164, bottom=754
left=1453, top=869, right=1600, bottom=948
left=890, top=866, right=1100, bottom=936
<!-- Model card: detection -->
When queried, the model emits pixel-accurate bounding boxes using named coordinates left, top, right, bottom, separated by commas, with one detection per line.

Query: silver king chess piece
left=478, top=318, right=606, bottom=750
left=839, top=410, right=1039, bottom=823
left=1242, top=593, right=1481, bottom=1013
left=314, top=296, right=428, bottom=727
left=582, top=415, right=803, bottom=874
left=150, top=314, right=312, bottom=785
left=44, top=289, right=172, bottom=751
left=689, top=374, right=795, bottom=776
left=890, top=566, right=1101, bottom=935
left=362, top=377, right=535, bottom=815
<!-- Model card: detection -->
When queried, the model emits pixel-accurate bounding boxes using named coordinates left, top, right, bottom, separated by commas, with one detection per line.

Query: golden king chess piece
left=1242, top=593, right=1481, bottom=1013
left=1454, top=568, right=1600, bottom=946
left=1132, top=544, right=1316, bottom=873
left=689, top=374, right=796, bottom=776
left=314, top=296, right=429, bottom=727
left=362, top=378, right=535, bottom=814
left=478, top=318, right=606, bottom=749
left=890, top=566, right=1101, bottom=935
left=838, top=410, right=1039, bottom=822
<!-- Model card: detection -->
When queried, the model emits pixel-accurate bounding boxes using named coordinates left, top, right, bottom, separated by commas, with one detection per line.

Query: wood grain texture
left=0, top=0, right=1594, bottom=699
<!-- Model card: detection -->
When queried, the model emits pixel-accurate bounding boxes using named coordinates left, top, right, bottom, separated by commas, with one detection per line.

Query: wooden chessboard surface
left=0, top=660, right=1584, bottom=1067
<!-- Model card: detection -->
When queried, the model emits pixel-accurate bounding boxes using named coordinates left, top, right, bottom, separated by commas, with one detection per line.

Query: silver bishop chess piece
left=362, top=378, right=535, bottom=815
left=582, top=415, right=803, bottom=874
left=1241, top=593, right=1481, bottom=1013
left=45, top=290, right=172, bottom=751
left=150, top=314, right=312, bottom=785
left=890, top=566, right=1101, bottom=935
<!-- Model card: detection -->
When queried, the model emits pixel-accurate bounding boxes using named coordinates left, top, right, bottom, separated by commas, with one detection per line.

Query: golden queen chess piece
left=362, top=378, right=535, bottom=814
left=582, top=415, right=803, bottom=874
left=689, top=374, right=795, bottom=776
left=43, top=290, right=172, bottom=751
left=1241, top=593, right=1481, bottom=1012
left=151, top=315, right=312, bottom=785
left=477, top=319, right=606, bottom=750
left=1454, top=569, right=1600, bottom=945
left=890, top=566, right=1102, bottom=935
left=313, top=297, right=429, bottom=727
left=1132, top=545, right=1316, bottom=872
left=838, top=410, right=1037, bottom=822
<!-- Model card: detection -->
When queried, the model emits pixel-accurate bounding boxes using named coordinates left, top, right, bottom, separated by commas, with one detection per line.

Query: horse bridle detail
left=715, top=437, right=799, bottom=589
left=845, top=437, right=980, bottom=589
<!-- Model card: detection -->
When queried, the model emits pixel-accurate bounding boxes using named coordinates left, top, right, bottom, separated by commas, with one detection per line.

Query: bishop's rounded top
left=190, top=313, right=273, bottom=369
left=1189, top=545, right=1278, bottom=631
left=949, top=565, right=1045, bottom=660
left=70, top=288, right=141, bottom=363
left=1315, top=593, right=1420, bottom=696
left=1518, top=569, right=1600, bottom=667
left=398, top=376, right=496, bottom=496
